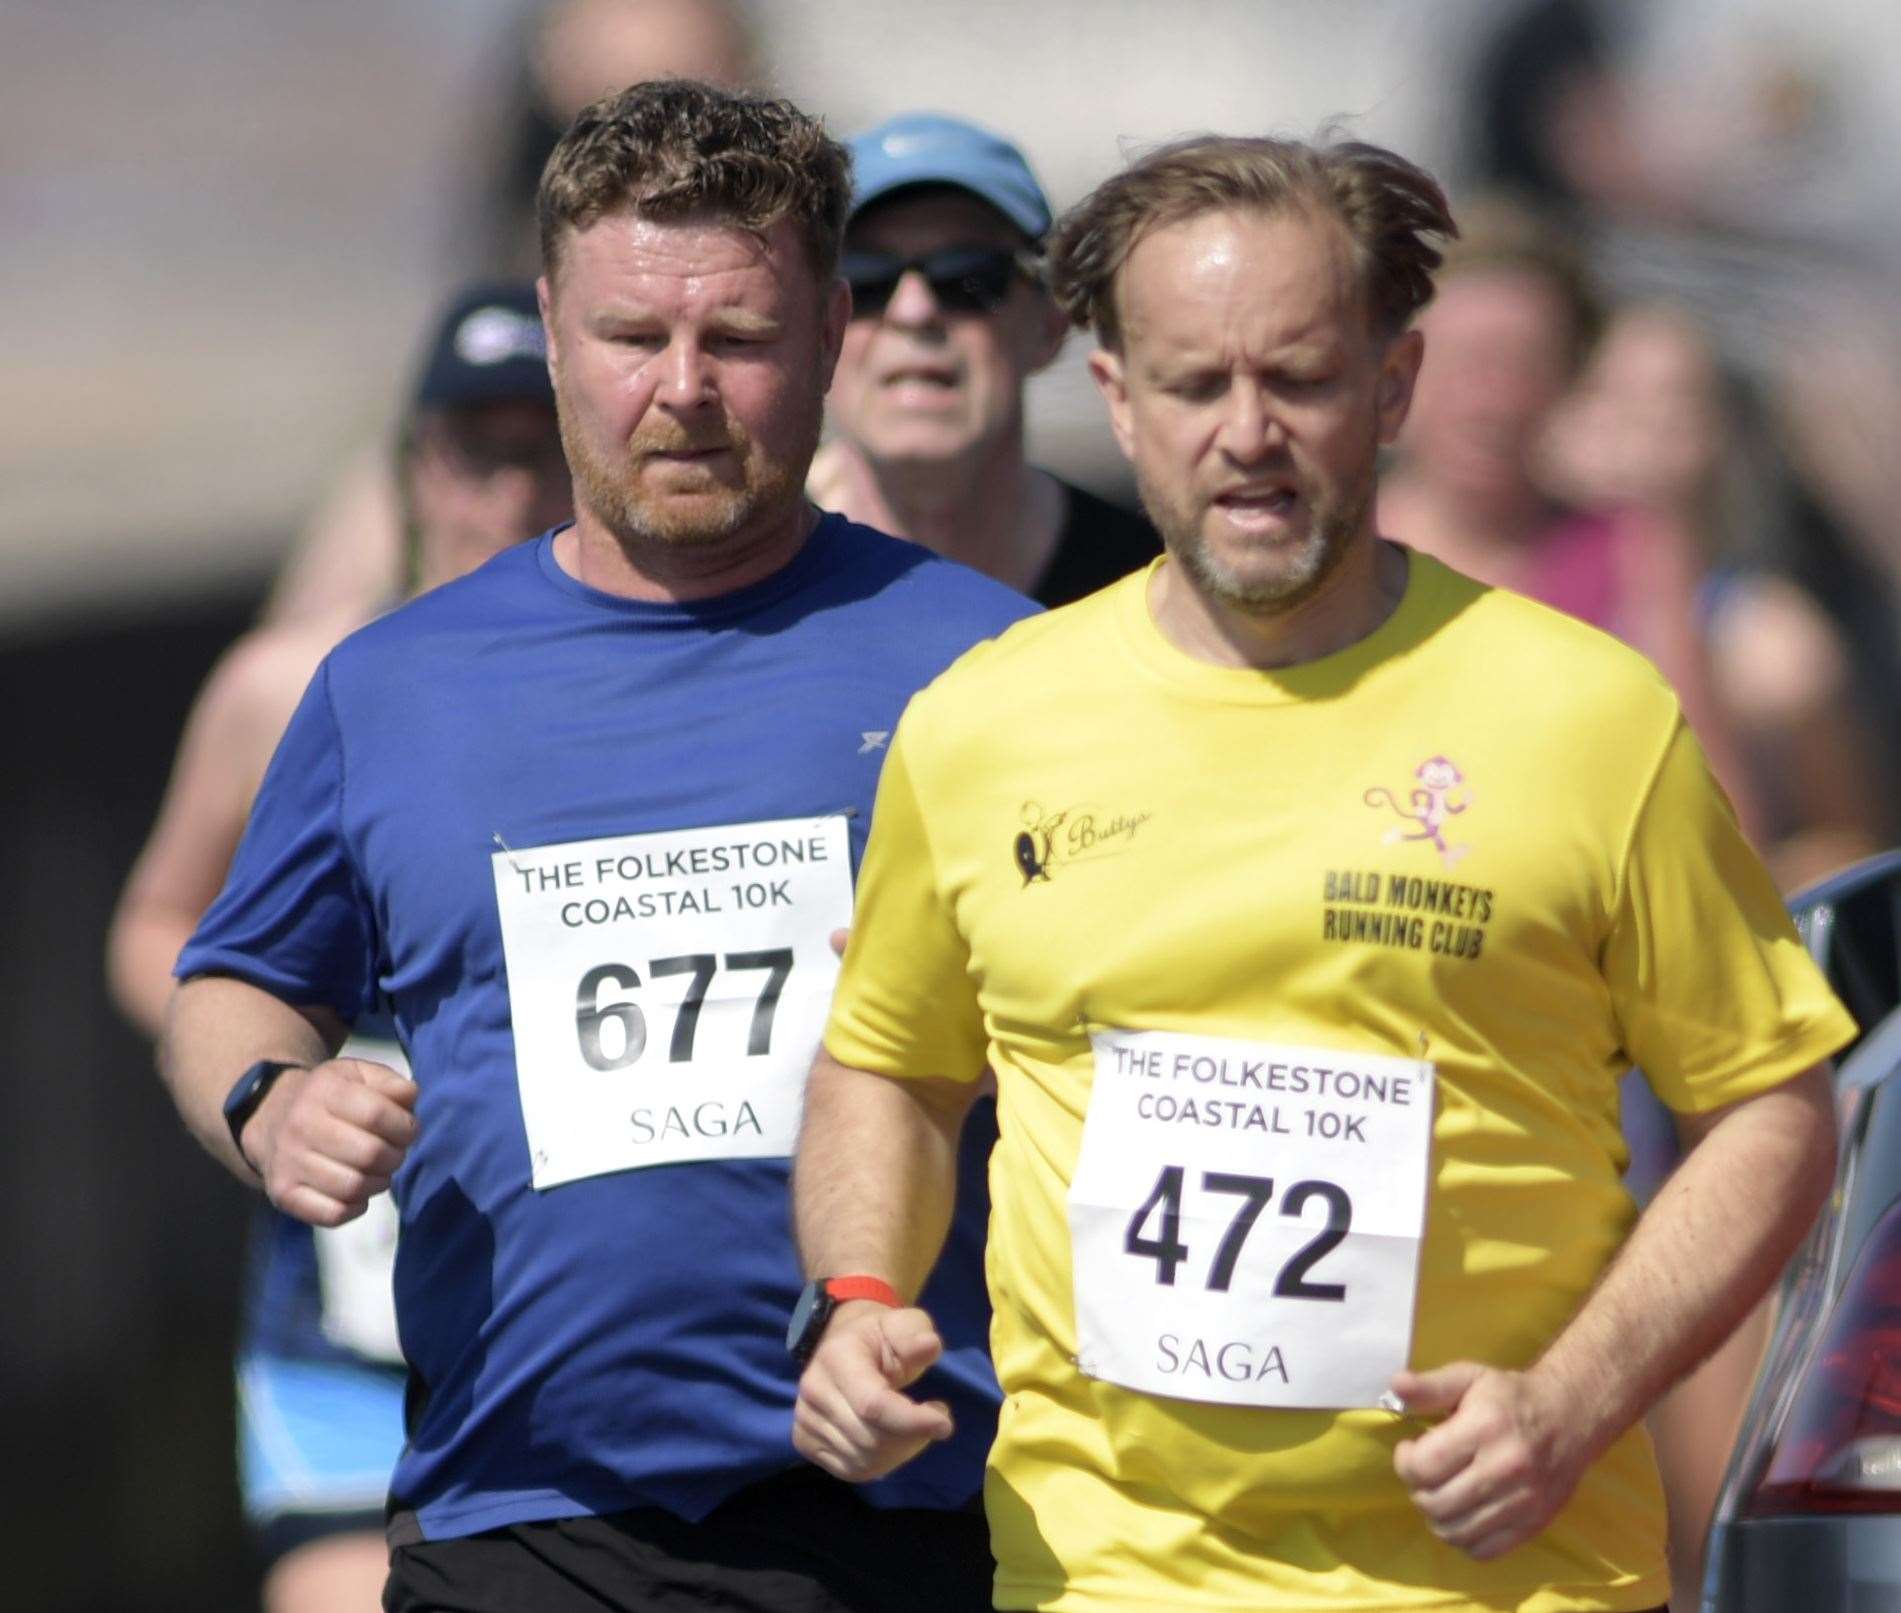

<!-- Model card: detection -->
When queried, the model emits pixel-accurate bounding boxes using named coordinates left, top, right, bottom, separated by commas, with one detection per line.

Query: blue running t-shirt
left=179, top=517, right=1036, bottom=1541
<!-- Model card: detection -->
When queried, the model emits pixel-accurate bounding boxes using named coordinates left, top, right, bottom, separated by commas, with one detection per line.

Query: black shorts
left=384, top=1465, right=993, bottom=1613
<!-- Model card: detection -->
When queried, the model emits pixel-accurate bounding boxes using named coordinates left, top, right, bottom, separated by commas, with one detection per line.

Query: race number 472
left=1124, top=1166, right=1353, bottom=1301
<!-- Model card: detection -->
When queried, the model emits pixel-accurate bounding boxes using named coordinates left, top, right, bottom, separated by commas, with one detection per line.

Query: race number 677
left=573, top=949, right=793, bottom=1070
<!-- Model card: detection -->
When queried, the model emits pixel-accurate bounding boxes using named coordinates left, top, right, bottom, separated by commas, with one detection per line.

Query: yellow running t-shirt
left=825, top=551, right=1854, bottom=1613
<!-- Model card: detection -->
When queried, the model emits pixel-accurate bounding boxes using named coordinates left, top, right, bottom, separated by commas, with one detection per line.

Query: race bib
left=311, top=1032, right=406, bottom=1363
left=1069, top=1029, right=1434, bottom=1409
left=492, top=815, right=851, bottom=1190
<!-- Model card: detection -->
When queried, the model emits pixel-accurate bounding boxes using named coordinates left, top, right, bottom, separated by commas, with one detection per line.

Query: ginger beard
left=559, top=385, right=818, bottom=550
left=1133, top=415, right=1380, bottom=615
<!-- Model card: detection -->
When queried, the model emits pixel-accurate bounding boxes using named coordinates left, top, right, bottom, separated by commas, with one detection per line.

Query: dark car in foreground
left=1703, top=850, right=1901, bottom=1610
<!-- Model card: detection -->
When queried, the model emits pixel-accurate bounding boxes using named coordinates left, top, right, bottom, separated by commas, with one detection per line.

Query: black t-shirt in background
left=1033, top=480, right=1162, bottom=608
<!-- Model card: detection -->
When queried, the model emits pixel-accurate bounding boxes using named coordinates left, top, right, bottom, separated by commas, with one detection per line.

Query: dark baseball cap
left=411, top=284, right=553, bottom=413
left=847, top=113, right=1052, bottom=241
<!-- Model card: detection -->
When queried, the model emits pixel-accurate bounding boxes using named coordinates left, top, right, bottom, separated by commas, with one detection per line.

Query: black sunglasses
left=841, top=245, right=1042, bottom=317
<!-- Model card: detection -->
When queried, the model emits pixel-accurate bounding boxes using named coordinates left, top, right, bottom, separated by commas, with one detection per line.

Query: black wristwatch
left=787, top=1275, right=902, bottom=1364
left=222, top=1059, right=305, bottom=1169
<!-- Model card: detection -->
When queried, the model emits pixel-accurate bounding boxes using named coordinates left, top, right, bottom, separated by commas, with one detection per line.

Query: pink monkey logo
left=1364, top=755, right=1474, bottom=870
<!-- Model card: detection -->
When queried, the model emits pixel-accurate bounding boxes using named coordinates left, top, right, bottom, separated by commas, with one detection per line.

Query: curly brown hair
left=1049, top=133, right=1458, bottom=350
left=537, top=78, right=852, bottom=282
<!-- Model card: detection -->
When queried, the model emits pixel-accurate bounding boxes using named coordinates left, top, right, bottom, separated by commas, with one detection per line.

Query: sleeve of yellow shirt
left=1603, top=717, right=1857, bottom=1112
left=825, top=715, right=989, bottom=1085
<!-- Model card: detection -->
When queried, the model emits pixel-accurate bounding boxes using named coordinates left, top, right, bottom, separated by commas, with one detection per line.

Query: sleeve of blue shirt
left=174, top=660, right=379, bottom=1023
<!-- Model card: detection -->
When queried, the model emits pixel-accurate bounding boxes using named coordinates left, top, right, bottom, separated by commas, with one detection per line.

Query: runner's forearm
left=160, top=974, right=345, bottom=1181
left=793, top=1047, right=976, bottom=1295
left=1527, top=1064, right=1835, bottom=1462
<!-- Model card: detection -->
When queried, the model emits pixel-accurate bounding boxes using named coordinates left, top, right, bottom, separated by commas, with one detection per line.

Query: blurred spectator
left=108, top=284, right=567, bottom=1613
left=480, top=0, right=764, bottom=278
left=1445, top=0, right=1901, bottom=543
left=809, top=112, right=1159, bottom=604
left=1456, top=0, right=1657, bottom=228
left=119, top=284, right=570, bottom=1029
left=1545, top=301, right=1888, bottom=888
left=1450, top=0, right=1900, bottom=273
left=1379, top=199, right=1763, bottom=839
left=1471, top=0, right=1901, bottom=885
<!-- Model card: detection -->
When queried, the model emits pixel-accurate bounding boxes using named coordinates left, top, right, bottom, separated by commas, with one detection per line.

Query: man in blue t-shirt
left=160, top=79, right=1033, bottom=1613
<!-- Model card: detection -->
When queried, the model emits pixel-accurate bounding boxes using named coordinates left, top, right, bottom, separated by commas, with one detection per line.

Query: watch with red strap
left=786, top=1274, right=902, bottom=1364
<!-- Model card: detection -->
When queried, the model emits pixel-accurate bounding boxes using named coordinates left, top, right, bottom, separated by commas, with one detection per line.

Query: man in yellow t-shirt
left=788, top=134, right=1854, bottom=1613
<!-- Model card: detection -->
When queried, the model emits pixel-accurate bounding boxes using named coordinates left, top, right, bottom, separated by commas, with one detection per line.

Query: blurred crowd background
left=8, top=1, right=1901, bottom=1607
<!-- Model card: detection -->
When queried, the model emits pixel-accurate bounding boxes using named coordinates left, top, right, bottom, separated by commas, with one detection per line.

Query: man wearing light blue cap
left=811, top=113, right=1158, bottom=606
left=847, top=112, right=1054, bottom=241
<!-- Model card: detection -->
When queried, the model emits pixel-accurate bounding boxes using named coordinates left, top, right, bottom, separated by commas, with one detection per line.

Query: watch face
left=223, top=1059, right=301, bottom=1157
left=787, top=1278, right=832, bottom=1361
left=224, top=1059, right=280, bottom=1122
